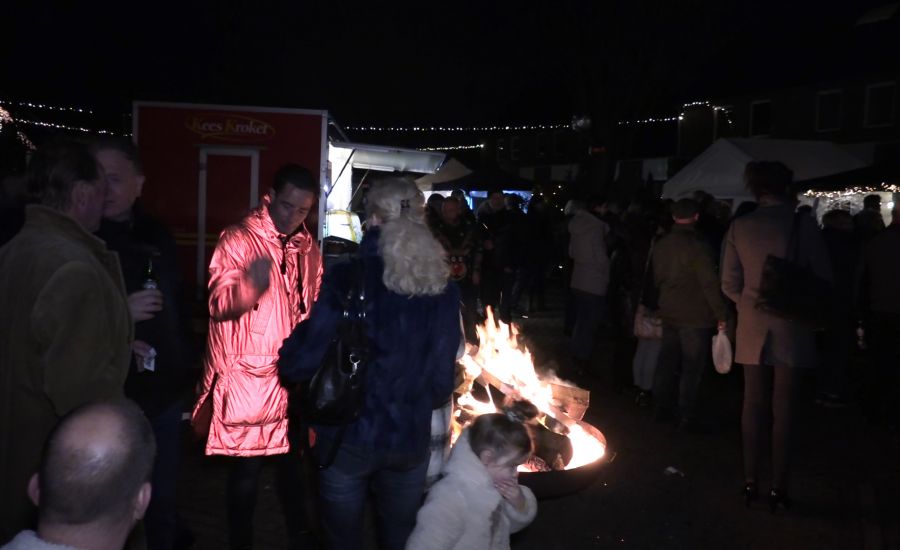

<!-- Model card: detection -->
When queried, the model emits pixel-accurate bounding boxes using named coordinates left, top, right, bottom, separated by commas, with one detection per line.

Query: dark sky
left=1, top=0, right=892, bottom=128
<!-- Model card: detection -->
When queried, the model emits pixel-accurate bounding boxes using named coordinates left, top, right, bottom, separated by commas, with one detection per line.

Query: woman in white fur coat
left=406, top=412, right=538, bottom=550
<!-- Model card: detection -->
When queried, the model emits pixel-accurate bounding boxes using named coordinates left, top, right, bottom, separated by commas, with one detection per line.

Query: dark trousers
left=314, top=442, right=428, bottom=550
left=498, top=269, right=519, bottom=324
left=653, top=326, right=713, bottom=421
left=226, top=441, right=310, bottom=550
left=742, top=364, right=797, bottom=489
left=817, top=316, right=854, bottom=399
left=570, top=290, right=607, bottom=362
left=144, top=399, right=183, bottom=550
left=864, top=313, right=900, bottom=427
left=459, top=280, right=479, bottom=345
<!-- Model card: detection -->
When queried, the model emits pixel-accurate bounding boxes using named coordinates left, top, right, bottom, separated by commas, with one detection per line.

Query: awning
left=329, top=141, right=445, bottom=174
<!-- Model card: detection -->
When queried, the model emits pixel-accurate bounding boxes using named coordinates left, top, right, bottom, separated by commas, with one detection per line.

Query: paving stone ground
left=177, top=290, right=900, bottom=550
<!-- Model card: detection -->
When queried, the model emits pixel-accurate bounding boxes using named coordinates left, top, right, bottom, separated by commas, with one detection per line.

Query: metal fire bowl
left=518, top=420, right=608, bottom=500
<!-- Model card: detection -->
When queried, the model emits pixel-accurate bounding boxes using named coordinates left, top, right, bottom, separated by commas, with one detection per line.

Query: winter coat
left=278, top=227, right=460, bottom=454
left=405, top=431, right=538, bottom=550
left=568, top=210, right=610, bottom=296
left=646, top=224, right=727, bottom=328
left=0, top=206, right=132, bottom=542
left=721, top=201, right=832, bottom=367
left=192, top=196, right=322, bottom=457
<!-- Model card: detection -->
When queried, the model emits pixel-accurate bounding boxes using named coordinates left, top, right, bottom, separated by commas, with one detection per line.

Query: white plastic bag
left=712, top=328, right=733, bottom=374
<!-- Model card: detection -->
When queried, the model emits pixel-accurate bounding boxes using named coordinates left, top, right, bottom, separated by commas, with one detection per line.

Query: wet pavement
left=176, top=296, right=900, bottom=550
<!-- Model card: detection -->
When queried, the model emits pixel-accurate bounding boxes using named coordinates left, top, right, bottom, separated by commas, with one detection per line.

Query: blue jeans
left=653, top=326, right=713, bottom=422
left=314, top=441, right=428, bottom=550
left=570, top=290, right=607, bottom=362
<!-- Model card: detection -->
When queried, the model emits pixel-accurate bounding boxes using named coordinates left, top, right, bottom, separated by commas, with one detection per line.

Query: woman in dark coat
left=721, top=162, right=832, bottom=512
left=278, top=177, right=460, bottom=550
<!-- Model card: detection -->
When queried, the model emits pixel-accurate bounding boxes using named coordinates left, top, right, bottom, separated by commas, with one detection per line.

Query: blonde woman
left=279, top=177, right=460, bottom=550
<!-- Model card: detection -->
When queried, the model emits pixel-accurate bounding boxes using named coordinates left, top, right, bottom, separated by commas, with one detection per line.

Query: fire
left=455, top=308, right=606, bottom=471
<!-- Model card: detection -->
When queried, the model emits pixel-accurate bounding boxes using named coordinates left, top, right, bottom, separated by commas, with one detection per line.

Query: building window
left=815, top=90, right=842, bottom=132
left=749, top=100, right=773, bottom=137
left=864, top=82, right=896, bottom=128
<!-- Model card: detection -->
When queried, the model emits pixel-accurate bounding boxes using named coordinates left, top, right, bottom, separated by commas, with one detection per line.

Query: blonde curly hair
left=365, top=178, right=449, bottom=296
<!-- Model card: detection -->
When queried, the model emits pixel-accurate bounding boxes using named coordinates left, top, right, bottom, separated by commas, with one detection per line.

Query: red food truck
left=133, top=101, right=444, bottom=296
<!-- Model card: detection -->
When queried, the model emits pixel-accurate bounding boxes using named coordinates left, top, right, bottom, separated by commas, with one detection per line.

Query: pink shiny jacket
left=192, top=197, right=322, bottom=456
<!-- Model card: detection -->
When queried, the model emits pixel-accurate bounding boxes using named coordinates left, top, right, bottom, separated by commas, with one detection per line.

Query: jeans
left=144, top=399, right=184, bottom=550
left=570, top=290, right=607, bottom=362
left=652, top=326, right=713, bottom=421
left=742, top=364, right=797, bottom=489
left=314, top=441, right=428, bottom=550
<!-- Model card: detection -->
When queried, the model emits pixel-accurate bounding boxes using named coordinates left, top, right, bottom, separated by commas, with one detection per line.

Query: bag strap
left=318, top=258, right=367, bottom=471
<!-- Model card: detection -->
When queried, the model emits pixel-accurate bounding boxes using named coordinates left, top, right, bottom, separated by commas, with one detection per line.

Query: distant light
left=888, top=201, right=895, bottom=209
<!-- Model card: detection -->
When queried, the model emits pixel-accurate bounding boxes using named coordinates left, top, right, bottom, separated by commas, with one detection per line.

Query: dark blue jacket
left=278, top=228, right=460, bottom=455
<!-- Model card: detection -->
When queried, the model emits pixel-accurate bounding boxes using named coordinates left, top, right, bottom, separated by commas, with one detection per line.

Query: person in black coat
left=92, top=137, right=194, bottom=550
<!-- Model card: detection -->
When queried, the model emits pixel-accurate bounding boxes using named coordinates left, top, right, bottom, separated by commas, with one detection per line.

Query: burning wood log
left=504, top=398, right=573, bottom=471
left=453, top=308, right=607, bottom=473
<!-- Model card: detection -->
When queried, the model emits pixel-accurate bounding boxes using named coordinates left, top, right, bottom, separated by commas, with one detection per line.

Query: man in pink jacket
left=192, top=164, right=322, bottom=550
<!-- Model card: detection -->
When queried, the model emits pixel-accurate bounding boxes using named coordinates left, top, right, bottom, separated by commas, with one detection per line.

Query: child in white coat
left=405, top=412, right=538, bottom=550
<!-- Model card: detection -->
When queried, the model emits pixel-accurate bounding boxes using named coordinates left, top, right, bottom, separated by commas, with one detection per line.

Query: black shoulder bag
left=755, top=212, right=832, bottom=327
left=304, top=258, right=369, bottom=468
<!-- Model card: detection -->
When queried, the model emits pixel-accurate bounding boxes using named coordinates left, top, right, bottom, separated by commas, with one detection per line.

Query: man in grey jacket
left=568, top=196, right=611, bottom=375
left=645, top=198, right=727, bottom=431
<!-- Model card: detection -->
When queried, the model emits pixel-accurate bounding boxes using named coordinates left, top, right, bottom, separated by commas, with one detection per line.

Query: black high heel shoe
left=769, top=488, right=792, bottom=513
left=743, top=481, right=758, bottom=507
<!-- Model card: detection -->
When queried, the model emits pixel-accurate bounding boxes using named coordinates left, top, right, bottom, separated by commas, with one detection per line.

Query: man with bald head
left=1, top=399, right=156, bottom=550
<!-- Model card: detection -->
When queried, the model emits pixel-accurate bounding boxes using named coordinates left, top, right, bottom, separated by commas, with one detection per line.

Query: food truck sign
left=185, top=113, right=276, bottom=142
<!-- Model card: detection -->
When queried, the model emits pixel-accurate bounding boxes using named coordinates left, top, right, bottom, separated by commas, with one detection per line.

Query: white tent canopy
left=414, top=158, right=473, bottom=192
left=662, top=138, right=869, bottom=203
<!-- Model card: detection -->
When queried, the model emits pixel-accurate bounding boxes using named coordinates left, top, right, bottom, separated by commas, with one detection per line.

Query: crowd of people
left=0, top=139, right=537, bottom=550
left=0, top=135, right=897, bottom=550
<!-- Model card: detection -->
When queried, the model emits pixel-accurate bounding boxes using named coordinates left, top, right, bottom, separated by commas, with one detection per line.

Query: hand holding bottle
left=128, top=289, right=164, bottom=321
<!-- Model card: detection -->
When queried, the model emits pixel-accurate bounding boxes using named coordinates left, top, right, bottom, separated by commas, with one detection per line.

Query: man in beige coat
left=0, top=140, right=132, bottom=543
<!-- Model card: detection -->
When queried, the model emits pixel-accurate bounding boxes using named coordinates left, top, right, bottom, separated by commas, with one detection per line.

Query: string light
left=418, top=144, right=485, bottom=151
left=17, top=131, right=36, bottom=151
left=0, top=107, right=12, bottom=132
left=0, top=99, right=93, bottom=114
left=804, top=183, right=900, bottom=198
left=618, top=116, right=681, bottom=126
left=16, top=118, right=119, bottom=135
left=346, top=123, right=569, bottom=132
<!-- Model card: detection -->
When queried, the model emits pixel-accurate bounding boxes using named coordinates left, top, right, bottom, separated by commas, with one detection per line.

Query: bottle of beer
left=142, top=258, right=159, bottom=290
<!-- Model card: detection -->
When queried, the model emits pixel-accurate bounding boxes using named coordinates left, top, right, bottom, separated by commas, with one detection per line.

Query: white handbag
left=712, top=328, right=733, bottom=374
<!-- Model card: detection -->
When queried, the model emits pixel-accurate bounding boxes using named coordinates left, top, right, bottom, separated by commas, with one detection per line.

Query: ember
left=454, top=309, right=606, bottom=473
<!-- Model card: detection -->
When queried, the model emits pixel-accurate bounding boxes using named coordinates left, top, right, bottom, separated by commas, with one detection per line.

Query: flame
left=470, top=309, right=554, bottom=412
left=457, top=308, right=606, bottom=471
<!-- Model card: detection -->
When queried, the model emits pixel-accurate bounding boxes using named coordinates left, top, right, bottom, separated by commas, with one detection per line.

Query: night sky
left=1, top=0, right=893, bottom=128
